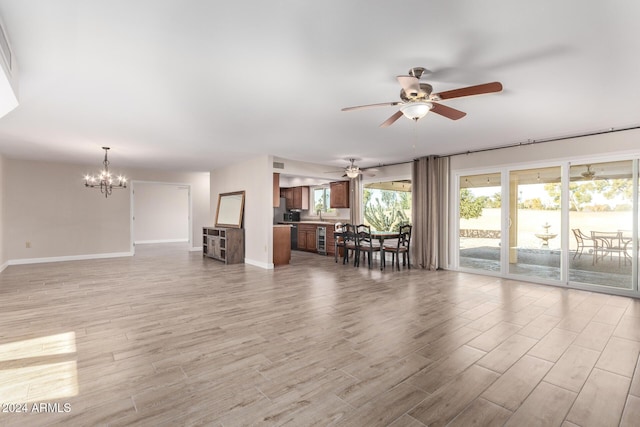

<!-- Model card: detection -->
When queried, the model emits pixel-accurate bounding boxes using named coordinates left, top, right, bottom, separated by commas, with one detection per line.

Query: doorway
left=131, top=182, right=191, bottom=252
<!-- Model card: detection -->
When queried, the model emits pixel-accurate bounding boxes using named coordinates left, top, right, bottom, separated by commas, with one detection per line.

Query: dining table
left=372, top=230, right=401, bottom=270
left=334, top=229, right=400, bottom=270
left=590, top=230, right=632, bottom=266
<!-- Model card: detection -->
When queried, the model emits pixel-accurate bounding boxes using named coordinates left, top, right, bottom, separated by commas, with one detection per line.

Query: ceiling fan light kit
left=345, top=166, right=360, bottom=178
left=342, top=66, right=503, bottom=127
left=400, top=102, right=433, bottom=120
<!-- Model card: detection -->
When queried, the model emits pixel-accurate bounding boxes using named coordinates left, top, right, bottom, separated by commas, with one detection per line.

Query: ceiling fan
left=581, top=165, right=596, bottom=179
left=326, top=158, right=377, bottom=178
left=342, top=67, right=503, bottom=127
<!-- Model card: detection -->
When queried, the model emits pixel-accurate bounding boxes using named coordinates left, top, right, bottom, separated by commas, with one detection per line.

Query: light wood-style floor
left=1, top=243, right=640, bottom=426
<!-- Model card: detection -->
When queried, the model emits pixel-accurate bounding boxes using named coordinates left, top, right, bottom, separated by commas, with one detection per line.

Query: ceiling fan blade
left=397, top=75, right=422, bottom=97
left=341, top=102, right=400, bottom=112
left=433, top=81, right=503, bottom=100
left=379, top=110, right=404, bottom=128
left=430, top=103, right=467, bottom=120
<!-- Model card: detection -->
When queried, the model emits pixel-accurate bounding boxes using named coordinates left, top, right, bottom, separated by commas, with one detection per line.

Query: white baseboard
left=135, top=239, right=189, bottom=244
left=0, top=261, right=7, bottom=273
left=7, top=251, right=134, bottom=266
left=190, top=246, right=203, bottom=252
left=244, top=258, right=274, bottom=270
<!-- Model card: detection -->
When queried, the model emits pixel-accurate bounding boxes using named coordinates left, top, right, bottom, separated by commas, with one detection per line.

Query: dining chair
left=571, top=228, right=594, bottom=259
left=334, top=223, right=345, bottom=263
left=383, top=224, right=412, bottom=269
left=355, top=224, right=380, bottom=268
left=590, top=231, right=631, bottom=266
left=341, top=224, right=358, bottom=266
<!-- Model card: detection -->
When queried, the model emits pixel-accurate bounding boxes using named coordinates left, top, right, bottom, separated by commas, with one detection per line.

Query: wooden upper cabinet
left=330, top=181, right=350, bottom=208
left=292, top=186, right=309, bottom=210
left=283, top=187, right=294, bottom=209
left=273, top=173, right=280, bottom=207
left=281, top=186, right=308, bottom=210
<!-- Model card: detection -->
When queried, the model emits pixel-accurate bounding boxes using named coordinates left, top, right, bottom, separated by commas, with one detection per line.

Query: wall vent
left=273, top=161, right=285, bottom=169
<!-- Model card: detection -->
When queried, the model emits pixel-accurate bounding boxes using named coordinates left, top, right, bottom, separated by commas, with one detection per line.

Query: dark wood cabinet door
left=293, top=187, right=301, bottom=208
left=330, top=181, right=350, bottom=208
left=284, top=188, right=293, bottom=209
left=305, top=231, right=317, bottom=251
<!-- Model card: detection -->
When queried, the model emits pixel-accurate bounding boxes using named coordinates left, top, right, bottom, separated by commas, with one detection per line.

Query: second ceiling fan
left=342, top=67, right=503, bottom=127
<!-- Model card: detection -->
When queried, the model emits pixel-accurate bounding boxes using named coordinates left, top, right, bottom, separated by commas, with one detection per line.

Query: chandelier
left=84, top=147, right=127, bottom=198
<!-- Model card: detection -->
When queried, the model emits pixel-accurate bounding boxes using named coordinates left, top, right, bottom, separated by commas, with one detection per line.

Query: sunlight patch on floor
left=0, top=332, right=78, bottom=403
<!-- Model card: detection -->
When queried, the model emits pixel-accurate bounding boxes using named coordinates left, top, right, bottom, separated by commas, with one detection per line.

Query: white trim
left=0, top=262, right=7, bottom=273
left=190, top=246, right=203, bottom=252
left=244, top=258, right=274, bottom=269
left=134, top=239, right=189, bottom=244
left=8, top=251, right=134, bottom=266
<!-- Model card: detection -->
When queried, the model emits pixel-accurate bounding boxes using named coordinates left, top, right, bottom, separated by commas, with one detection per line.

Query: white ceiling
left=0, top=1, right=639, bottom=173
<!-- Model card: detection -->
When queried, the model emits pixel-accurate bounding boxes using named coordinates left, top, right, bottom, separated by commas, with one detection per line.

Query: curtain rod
left=439, top=124, right=640, bottom=158
left=369, top=124, right=640, bottom=168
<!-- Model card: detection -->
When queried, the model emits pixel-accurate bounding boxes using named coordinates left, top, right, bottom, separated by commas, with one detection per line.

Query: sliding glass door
left=455, top=158, right=640, bottom=295
left=568, top=160, right=634, bottom=289
left=458, top=173, right=502, bottom=272
left=508, top=166, right=562, bottom=281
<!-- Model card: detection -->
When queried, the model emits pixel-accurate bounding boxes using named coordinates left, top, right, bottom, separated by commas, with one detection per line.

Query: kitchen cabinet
left=326, top=228, right=335, bottom=256
left=281, top=186, right=309, bottom=210
left=273, top=173, right=280, bottom=207
left=282, top=187, right=293, bottom=209
left=297, top=224, right=317, bottom=252
left=295, top=223, right=335, bottom=255
left=273, top=225, right=291, bottom=265
left=330, top=181, right=350, bottom=208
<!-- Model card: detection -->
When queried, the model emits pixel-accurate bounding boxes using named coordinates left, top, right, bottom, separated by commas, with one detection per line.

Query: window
left=312, top=186, right=333, bottom=214
left=363, top=180, right=412, bottom=231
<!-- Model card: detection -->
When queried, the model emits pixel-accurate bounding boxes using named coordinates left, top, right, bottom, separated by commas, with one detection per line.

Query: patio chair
left=572, top=228, right=594, bottom=259
left=591, top=231, right=631, bottom=266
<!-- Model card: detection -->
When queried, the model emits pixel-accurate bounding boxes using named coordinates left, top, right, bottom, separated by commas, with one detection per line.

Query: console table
left=203, top=227, right=244, bottom=264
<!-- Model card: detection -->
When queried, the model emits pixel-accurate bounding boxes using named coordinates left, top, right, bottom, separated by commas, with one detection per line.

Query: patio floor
left=460, top=246, right=633, bottom=289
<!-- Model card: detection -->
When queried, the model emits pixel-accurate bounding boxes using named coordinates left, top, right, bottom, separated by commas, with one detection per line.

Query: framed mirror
left=215, top=191, right=245, bottom=228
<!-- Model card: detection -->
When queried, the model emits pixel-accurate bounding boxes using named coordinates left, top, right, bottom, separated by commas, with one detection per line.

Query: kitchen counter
left=279, top=220, right=347, bottom=226
left=278, top=221, right=341, bottom=256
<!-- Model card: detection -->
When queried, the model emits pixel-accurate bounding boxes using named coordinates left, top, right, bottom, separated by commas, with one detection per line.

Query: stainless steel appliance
left=316, top=226, right=326, bottom=255
left=274, top=197, right=287, bottom=225
left=283, top=211, right=300, bottom=222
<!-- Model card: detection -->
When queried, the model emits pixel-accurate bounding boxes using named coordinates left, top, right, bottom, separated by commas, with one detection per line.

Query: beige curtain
left=349, top=175, right=363, bottom=225
left=412, top=155, right=449, bottom=270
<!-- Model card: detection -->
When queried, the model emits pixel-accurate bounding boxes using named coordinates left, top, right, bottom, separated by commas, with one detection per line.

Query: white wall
left=5, top=158, right=130, bottom=260
left=133, top=182, right=189, bottom=243
left=3, top=158, right=209, bottom=263
left=210, top=155, right=272, bottom=268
